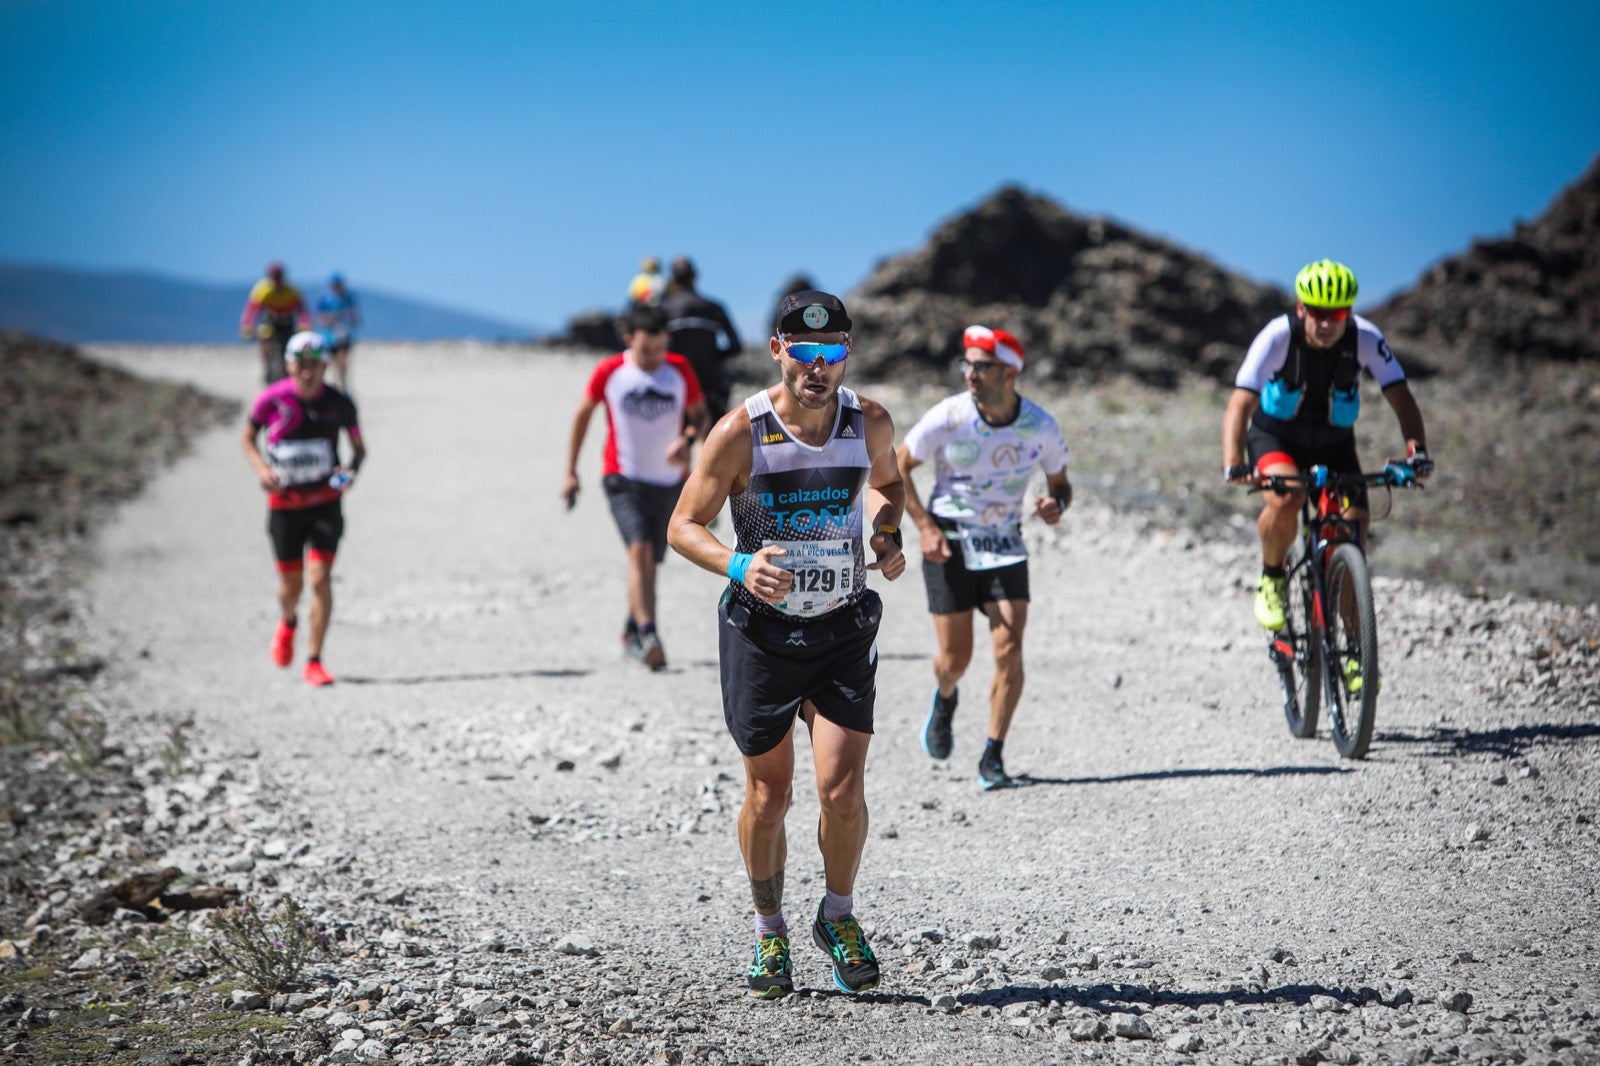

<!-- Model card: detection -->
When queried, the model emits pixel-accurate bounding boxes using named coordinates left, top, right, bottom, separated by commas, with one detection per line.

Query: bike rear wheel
left=1324, top=542, right=1379, bottom=759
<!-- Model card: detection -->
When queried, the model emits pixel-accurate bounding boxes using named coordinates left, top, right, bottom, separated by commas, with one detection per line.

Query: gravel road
left=80, top=342, right=1600, bottom=1065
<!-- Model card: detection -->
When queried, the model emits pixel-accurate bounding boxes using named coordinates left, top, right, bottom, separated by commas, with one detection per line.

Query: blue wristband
left=726, top=552, right=753, bottom=583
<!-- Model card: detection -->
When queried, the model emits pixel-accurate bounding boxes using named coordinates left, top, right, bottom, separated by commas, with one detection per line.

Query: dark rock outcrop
left=545, top=310, right=623, bottom=353
left=1370, top=153, right=1600, bottom=368
left=844, top=186, right=1289, bottom=386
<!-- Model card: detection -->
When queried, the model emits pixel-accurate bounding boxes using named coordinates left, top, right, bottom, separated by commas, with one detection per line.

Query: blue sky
left=3, top=1, right=1596, bottom=339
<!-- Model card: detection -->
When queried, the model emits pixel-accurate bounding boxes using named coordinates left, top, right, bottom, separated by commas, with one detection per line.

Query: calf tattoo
left=750, top=871, right=784, bottom=912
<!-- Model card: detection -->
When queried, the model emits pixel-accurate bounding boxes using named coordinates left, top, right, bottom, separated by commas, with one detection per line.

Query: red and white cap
left=962, top=325, right=1024, bottom=370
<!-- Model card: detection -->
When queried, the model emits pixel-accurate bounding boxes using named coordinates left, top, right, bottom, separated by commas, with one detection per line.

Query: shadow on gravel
left=960, top=981, right=1370, bottom=1012
left=1377, top=721, right=1600, bottom=759
left=1011, top=765, right=1351, bottom=787
left=339, top=667, right=592, bottom=685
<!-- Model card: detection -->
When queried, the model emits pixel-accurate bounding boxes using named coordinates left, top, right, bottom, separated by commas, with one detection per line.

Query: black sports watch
left=876, top=524, right=903, bottom=550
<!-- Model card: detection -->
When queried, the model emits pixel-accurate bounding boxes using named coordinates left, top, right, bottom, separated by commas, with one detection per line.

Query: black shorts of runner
left=717, top=588, right=882, bottom=758
left=922, top=520, right=1030, bottom=614
left=1247, top=423, right=1368, bottom=510
left=268, top=500, right=343, bottom=570
left=603, top=474, right=682, bottom=563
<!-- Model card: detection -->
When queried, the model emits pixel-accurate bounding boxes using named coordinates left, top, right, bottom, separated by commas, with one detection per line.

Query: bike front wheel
left=1324, top=542, right=1379, bottom=759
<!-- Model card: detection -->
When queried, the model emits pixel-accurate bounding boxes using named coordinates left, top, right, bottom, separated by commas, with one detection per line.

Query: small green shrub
left=206, top=897, right=330, bottom=992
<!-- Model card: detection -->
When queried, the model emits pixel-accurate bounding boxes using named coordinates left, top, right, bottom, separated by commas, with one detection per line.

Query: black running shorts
left=603, top=473, right=682, bottom=563
left=1247, top=424, right=1368, bottom=510
left=268, top=500, right=344, bottom=567
left=717, top=588, right=882, bottom=758
left=922, top=532, right=1029, bottom=615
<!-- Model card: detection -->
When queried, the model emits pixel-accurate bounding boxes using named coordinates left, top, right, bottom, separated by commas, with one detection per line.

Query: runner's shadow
left=339, top=668, right=591, bottom=686
left=1010, top=765, right=1351, bottom=788
left=1374, top=721, right=1600, bottom=760
left=959, top=980, right=1373, bottom=1012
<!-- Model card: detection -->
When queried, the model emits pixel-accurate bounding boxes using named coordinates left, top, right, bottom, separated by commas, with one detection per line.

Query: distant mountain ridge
left=0, top=263, right=539, bottom=344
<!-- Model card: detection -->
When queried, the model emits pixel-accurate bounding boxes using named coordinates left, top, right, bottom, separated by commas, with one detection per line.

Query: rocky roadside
left=6, top=503, right=1597, bottom=1066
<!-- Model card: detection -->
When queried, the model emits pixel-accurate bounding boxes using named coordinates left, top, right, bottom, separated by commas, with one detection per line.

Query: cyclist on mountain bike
left=1222, top=259, right=1433, bottom=631
left=240, top=262, right=311, bottom=384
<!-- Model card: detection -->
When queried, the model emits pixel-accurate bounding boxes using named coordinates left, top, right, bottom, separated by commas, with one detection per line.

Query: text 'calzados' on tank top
left=729, top=387, right=871, bottom=620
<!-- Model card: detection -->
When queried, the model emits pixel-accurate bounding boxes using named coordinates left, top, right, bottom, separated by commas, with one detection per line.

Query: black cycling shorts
left=922, top=535, right=1030, bottom=615
left=268, top=501, right=343, bottom=570
left=717, top=588, right=882, bottom=758
left=603, top=474, right=682, bottom=563
left=1247, top=424, right=1368, bottom=510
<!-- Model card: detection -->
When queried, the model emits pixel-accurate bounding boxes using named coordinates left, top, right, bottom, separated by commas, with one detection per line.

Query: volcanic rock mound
left=845, top=186, right=1288, bottom=386
left=1371, top=153, right=1600, bottom=368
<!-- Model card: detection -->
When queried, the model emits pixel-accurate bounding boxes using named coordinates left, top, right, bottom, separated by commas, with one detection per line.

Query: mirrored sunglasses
left=1305, top=306, right=1351, bottom=322
left=780, top=337, right=850, bottom=365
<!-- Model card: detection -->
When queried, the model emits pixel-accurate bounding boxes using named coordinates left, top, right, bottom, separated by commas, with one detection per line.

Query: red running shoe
left=271, top=620, right=296, bottom=667
left=303, top=659, right=335, bottom=687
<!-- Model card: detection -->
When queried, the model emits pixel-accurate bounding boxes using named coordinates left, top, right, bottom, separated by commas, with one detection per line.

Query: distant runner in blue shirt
left=315, top=273, right=361, bottom=393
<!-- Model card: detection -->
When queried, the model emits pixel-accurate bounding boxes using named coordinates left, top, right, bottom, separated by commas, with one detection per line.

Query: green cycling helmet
left=1294, top=259, right=1358, bottom=308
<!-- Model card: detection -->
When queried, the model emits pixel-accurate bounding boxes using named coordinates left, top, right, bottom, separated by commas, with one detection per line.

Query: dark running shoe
left=638, top=630, right=666, bottom=672
left=811, top=901, right=879, bottom=993
left=977, top=750, right=1015, bottom=791
left=747, top=933, right=793, bottom=999
left=921, top=687, right=957, bottom=760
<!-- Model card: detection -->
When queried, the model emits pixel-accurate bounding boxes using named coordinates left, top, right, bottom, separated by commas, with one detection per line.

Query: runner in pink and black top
left=563, top=304, right=711, bottom=671
left=241, top=331, right=365, bottom=687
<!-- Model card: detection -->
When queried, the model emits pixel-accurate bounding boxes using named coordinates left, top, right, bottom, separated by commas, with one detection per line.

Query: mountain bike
left=1252, top=465, right=1421, bottom=759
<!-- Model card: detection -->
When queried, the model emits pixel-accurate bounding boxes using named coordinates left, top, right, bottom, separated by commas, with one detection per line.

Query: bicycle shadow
left=338, top=667, right=591, bottom=686
left=1010, top=765, right=1352, bottom=788
left=1374, top=721, right=1600, bottom=760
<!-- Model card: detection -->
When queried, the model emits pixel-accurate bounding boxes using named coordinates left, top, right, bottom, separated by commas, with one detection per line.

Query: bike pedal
left=1269, top=638, right=1296, bottom=661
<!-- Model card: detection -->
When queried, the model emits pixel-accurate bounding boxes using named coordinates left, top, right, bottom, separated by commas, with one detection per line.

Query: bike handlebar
left=1246, top=464, right=1425, bottom=495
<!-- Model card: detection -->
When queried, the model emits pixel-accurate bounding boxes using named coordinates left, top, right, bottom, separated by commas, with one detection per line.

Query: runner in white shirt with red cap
left=896, top=325, right=1073, bottom=790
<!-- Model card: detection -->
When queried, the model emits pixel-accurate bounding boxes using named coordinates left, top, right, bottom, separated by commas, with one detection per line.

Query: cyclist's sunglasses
left=1304, top=306, right=1351, bottom=322
left=778, top=334, right=850, bottom=366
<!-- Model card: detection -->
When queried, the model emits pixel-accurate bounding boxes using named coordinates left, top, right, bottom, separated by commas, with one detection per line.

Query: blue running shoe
left=811, top=901, right=879, bottom=993
left=977, top=750, right=1015, bottom=791
left=921, top=688, right=957, bottom=760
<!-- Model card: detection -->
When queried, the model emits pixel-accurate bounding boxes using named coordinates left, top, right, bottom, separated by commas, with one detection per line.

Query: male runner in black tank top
left=669, top=290, right=906, bottom=999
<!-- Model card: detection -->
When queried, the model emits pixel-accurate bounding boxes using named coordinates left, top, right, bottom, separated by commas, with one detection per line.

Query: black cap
left=775, top=290, right=852, bottom=335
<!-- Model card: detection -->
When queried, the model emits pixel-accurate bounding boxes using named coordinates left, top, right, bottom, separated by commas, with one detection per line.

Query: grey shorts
left=603, top=474, right=682, bottom=563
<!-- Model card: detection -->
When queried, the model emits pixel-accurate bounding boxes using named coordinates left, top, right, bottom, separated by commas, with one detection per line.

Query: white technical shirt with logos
left=902, top=393, right=1071, bottom=570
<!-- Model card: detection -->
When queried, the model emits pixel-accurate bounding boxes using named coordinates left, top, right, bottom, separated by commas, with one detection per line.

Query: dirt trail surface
left=78, top=343, right=1600, bottom=1064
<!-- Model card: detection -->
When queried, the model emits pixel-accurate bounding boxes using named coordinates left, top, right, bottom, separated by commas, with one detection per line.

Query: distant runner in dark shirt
left=660, top=256, right=743, bottom=420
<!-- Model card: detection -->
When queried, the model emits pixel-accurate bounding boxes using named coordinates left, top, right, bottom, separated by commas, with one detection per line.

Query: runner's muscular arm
left=1222, top=387, right=1260, bottom=483
left=861, top=399, right=906, bottom=581
left=562, top=396, right=600, bottom=503
left=668, top=407, right=795, bottom=603
left=240, top=421, right=278, bottom=492
left=667, top=398, right=712, bottom=468
left=1033, top=469, right=1073, bottom=525
left=895, top=442, right=949, bottom=563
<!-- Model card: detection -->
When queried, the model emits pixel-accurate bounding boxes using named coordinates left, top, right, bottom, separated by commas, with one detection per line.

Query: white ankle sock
left=755, top=910, right=786, bottom=937
left=823, top=890, right=852, bottom=921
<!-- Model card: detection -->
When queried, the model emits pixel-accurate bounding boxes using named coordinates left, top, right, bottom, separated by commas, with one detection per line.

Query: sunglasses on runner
left=956, top=359, right=1002, bottom=376
left=1304, top=306, right=1351, bottom=322
left=779, top=335, right=850, bottom=366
